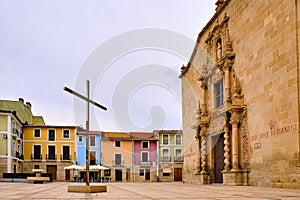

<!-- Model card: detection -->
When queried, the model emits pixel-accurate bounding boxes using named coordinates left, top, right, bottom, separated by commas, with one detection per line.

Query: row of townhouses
left=0, top=98, right=183, bottom=182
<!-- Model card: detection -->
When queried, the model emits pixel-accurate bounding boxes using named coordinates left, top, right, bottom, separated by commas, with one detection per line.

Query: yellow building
left=101, top=132, right=133, bottom=182
left=23, top=125, right=77, bottom=181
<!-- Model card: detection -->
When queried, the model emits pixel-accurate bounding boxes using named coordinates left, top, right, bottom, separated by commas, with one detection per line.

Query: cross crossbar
left=63, top=87, right=107, bottom=111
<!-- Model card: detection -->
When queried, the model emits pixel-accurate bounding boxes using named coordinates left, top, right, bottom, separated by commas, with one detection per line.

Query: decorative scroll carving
left=241, top=108, right=250, bottom=170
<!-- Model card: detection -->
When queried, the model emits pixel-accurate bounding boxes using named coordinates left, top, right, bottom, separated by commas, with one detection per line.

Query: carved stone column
left=199, top=125, right=209, bottom=184
left=195, top=128, right=201, bottom=174
left=230, top=115, right=240, bottom=171
left=194, top=102, right=202, bottom=174
left=200, top=127, right=207, bottom=173
left=223, top=122, right=231, bottom=171
left=223, top=110, right=249, bottom=185
left=224, top=63, right=232, bottom=106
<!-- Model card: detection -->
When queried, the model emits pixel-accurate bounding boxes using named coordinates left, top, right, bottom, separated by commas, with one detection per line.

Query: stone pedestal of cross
left=64, top=80, right=107, bottom=193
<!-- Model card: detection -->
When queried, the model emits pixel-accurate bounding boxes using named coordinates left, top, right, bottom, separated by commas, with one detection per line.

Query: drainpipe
left=132, top=140, right=134, bottom=182
left=7, top=115, right=12, bottom=173
left=156, top=140, right=159, bottom=181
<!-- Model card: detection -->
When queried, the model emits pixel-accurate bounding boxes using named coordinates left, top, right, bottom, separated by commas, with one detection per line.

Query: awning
left=162, top=168, right=171, bottom=173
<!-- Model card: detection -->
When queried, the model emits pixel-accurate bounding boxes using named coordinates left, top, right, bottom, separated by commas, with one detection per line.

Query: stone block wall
left=182, top=0, right=300, bottom=188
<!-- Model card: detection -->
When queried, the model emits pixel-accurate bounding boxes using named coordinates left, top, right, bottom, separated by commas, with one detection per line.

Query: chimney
left=18, top=98, right=24, bottom=104
left=26, top=102, right=32, bottom=110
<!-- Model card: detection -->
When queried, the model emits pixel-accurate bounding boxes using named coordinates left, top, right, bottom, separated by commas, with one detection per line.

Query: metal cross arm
left=63, top=86, right=107, bottom=111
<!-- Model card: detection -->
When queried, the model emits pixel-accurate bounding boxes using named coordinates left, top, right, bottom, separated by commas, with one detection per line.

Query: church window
left=215, top=79, right=224, bottom=108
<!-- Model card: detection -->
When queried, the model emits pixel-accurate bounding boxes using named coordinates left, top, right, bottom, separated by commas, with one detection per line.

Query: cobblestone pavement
left=0, top=182, right=300, bottom=199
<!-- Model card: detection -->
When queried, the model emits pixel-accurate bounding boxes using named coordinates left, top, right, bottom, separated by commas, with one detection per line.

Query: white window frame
left=114, top=153, right=122, bottom=165
left=174, top=148, right=182, bottom=158
left=32, top=144, right=42, bottom=159
left=62, top=145, right=71, bottom=160
left=162, top=134, right=169, bottom=145
left=175, top=134, right=182, bottom=145
left=48, top=129, right=56, bottom=141
left=162, top=148, right=170, bottom=162
left=141, top=141, right=149, bottom=149
left=47, top=144, right=56, bottom=159
left=62, top=129, right=70, bottom=139
left=90, top=135, right=96, bottom=146
left=33, top=129, right=41, bottom=138
left=141, top=151, right=149, bottom=162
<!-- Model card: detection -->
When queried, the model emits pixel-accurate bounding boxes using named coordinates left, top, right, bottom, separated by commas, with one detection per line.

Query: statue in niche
left=217, top=41, right=222, bottom=60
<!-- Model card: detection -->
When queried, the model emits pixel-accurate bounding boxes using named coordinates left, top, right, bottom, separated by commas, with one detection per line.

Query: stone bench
left=27, top=176, right=50, bottom=184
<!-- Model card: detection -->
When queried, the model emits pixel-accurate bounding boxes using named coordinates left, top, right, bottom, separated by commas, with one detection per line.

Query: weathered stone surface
left=181, top=0, right=300, bottom=188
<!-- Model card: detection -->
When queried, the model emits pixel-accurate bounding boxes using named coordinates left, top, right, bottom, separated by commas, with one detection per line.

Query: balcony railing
left=174, top=156, right=183, bottom=162
left=112, top=160, right=124, bottom=166
left=139, top=161, right=151, bottom=166
left=160, top=157, right=171, bottom=162
left=60, top=154, right=71, bottom=161
left=46, top=154, right=57, bottom=161
left=31, top=154, right=42, bottom=160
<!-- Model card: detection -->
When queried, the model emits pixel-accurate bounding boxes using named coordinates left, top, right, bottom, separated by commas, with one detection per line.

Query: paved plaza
left=0, top=181, right=300, bottom=199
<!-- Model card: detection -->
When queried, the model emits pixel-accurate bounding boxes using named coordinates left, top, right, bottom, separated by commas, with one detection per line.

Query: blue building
left=76, top=130, right=102, bottom=166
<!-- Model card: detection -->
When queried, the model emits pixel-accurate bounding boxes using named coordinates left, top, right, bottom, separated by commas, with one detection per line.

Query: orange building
left=101, top=132, right=133, bottom=182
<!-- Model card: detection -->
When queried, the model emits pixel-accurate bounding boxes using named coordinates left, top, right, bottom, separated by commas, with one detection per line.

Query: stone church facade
left=180, top=0, right=300, bottom=188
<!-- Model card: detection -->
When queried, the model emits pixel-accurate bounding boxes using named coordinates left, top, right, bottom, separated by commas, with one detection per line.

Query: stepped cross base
left=68, top=184, right=107, bottom=193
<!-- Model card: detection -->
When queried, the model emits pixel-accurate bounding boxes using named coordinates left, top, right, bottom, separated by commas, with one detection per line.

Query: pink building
left=130, top=132, right=158, bottom=182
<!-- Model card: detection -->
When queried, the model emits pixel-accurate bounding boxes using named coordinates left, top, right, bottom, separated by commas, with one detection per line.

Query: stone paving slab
left=0, top=182, right=300, bottom=199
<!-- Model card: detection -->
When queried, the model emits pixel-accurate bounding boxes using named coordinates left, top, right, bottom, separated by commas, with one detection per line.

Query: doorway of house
left=174, top=168, right=182, bottom=181
left=126, top=168, right=131, bottom=182
left=213, top=133, right=225, bottom=183
left=47, top=165, right=57, bottom=181
left=115, top=169, right=122, bottom=181
left=65, top=169, right=70, bottom=181
left=145, top=168, right=150, bottom=181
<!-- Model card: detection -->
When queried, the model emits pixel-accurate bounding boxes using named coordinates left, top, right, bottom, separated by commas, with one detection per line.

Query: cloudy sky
left=0, top=0, right=215, bottom=131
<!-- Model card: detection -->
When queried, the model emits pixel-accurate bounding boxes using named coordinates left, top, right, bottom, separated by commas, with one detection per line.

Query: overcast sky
left=0, top=0, right=215, bottom=131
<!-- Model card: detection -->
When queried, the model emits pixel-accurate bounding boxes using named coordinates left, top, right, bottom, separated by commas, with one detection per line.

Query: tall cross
left=64, top=80, right=107, bottom=186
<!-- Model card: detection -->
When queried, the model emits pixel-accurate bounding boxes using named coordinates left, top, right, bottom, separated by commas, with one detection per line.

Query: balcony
left=139, top=161, right=151, bottom=166
left=31, top=154, right=42, bottom=160
left=112, top=160, right=124, bottom=166
left=60, top=154, right=71, bottom=161
left=12, top=151, right=23, bottom=160
left=160, top=157, right=171, bottom=162
left=46, top=154, right=57, bottom=161
left=12, top=128, right=23, bottom=140
left=174, top=157, right=183, bottom=162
